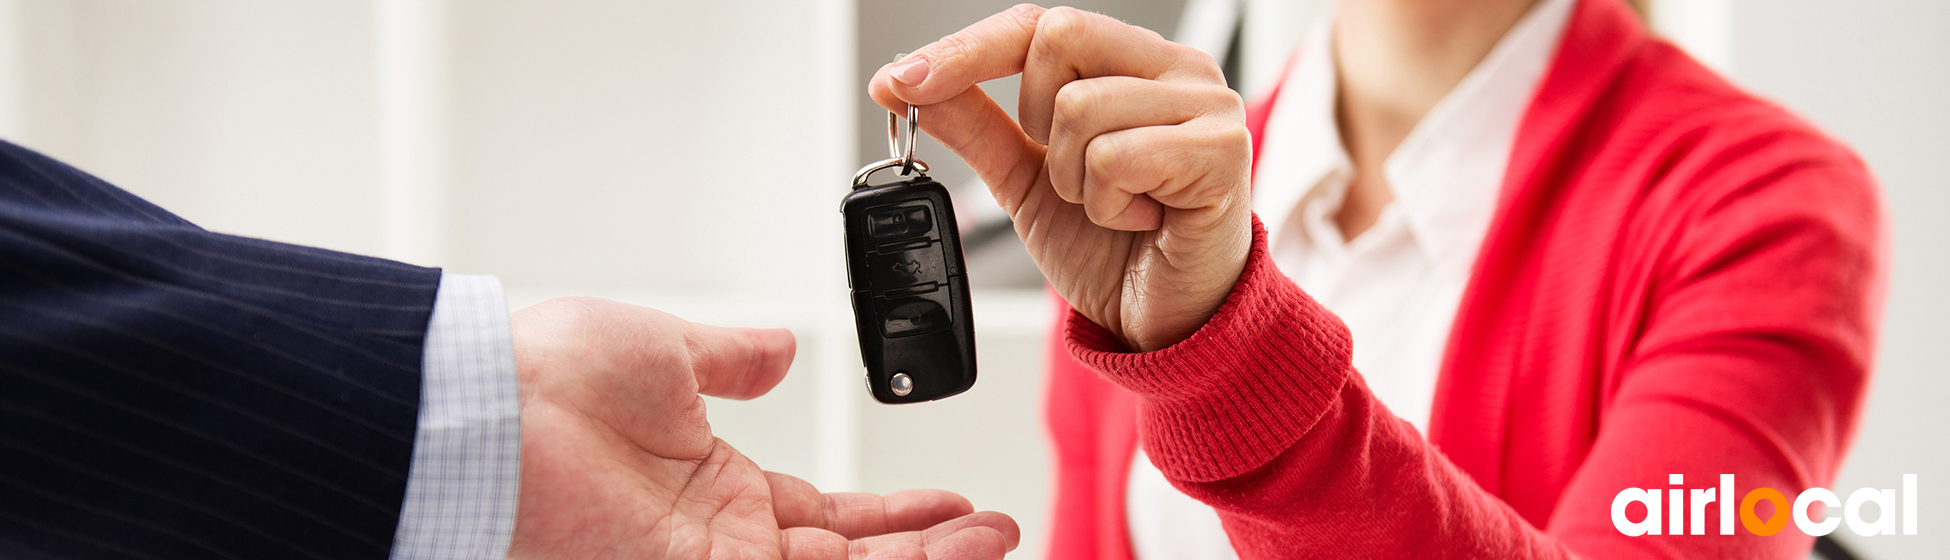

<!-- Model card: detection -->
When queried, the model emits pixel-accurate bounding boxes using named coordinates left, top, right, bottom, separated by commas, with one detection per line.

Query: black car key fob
left=842, top=105, right=976, bottom=404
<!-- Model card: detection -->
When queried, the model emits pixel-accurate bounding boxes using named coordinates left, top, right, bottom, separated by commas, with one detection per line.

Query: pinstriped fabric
left=0, top=140, right=438, bottom=559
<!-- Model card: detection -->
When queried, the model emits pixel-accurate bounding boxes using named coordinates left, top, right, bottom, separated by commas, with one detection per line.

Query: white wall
left=1, top=1, right=389, bottom=256
left=1729, top=1, right=1950, bottom=556
left=0, top=0, right=871, bottom=493
left=442, top=0, right=864, bottom=490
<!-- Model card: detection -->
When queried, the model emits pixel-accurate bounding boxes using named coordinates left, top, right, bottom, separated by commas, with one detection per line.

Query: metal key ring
left=887, top=104, right=920, bottom=175
left=853, top=157, right=931, bottom=189
left=887, top=106, right=920, bottom=175
left=884, top=106, right=904, bottom=161
left=885, top=53, right=924, bottom=176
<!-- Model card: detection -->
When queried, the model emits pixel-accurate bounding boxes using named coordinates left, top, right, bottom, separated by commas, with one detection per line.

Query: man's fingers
left=861, top=541, right=926, bottom=560
left=845, top=511, right=1021, bottom=554
left=768, top=471, right=828, bottom=529
left=782, top=512, right=1019, bottom=560
left=781, top=527, right=848, bottom=560
left=874, top=4, right=1046, bottom=107
left=919, top=527, right=1011, bottom=560
left=1019, top=7, right=1222, bottom=143
left=683, top=322, right=795, bottom=400
left=846, top=527, right=1010, bottom=560
left=873, top=490, right=978, bottom=536
left=820, top=490, right=974, bottom=539
left=768, top=472, right=976, bottom=539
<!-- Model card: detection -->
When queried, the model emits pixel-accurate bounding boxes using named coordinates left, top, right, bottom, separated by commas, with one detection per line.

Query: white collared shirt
left=1126, top=0, right=1576, bottom=557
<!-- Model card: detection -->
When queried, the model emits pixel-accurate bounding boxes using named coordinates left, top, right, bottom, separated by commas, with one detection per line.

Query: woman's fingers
left=875, top=4, right=1044, bottom=105
left=865, top=4, right=1227, bottom=218
left=1044, top=97, right=1249, bottom=232
left=1082, top=120, right=1250, bottom=219
left=868, top=75, right=1049, bottom=215
left=1045, top=76, right=1242, bottom=206
left=857, top=4, right=1252, bottom=351
left=1019, top=7, right=1224, bottom=143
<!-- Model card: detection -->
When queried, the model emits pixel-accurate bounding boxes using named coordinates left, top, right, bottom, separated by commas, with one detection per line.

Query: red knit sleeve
left=1066, top=219, right=1353, bottom=483
left=1068, top=153, right=1884, bottom=559
left=1069, top=219, right=1566, bottom=557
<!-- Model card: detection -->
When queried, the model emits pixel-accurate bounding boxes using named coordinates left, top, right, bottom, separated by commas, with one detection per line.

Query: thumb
left=867, top=5, right=1051, bottom=216
left=684, top=322, right=796, bottom=400
left=873, top=4, right=1043, bottom=107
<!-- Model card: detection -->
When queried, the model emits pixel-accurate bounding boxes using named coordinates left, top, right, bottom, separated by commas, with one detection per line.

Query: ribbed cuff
left=1066, top=217, right=1352, bottom=483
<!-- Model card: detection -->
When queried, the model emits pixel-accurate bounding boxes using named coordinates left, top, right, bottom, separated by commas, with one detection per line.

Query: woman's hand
left=869, top=4, right=1252, bottom=352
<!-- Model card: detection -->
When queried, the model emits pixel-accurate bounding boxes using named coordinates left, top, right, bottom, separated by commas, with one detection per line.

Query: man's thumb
left=685, top=323, right=796, bottom=400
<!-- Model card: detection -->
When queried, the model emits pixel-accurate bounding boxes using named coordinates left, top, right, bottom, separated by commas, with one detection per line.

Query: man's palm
left=508, top=298, right=1016, bottom=559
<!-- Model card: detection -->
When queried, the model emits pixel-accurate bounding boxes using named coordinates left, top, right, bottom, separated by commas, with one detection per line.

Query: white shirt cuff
left=391, top=273, right=521, bottom=560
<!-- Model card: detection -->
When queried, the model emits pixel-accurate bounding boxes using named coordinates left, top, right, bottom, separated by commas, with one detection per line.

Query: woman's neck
left=1328, top=0, right=1538, bottom=239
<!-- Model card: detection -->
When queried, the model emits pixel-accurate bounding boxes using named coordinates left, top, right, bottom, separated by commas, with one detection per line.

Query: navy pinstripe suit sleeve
left=0, top=140, right=440, bottom=560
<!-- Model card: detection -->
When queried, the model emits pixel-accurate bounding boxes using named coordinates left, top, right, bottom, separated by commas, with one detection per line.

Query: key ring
left=887, top=104, right=922, bottom=176
left=853, top=105, right=931, bottom=189
left=852, top=157, right=931, bottom=189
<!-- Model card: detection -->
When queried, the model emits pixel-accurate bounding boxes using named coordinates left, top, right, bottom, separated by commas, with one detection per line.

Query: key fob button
left=881, top=297, right=950, bottom=337
left=868, top=244, right=947, bottom=292
left=868, top=205, right=932, bottom=240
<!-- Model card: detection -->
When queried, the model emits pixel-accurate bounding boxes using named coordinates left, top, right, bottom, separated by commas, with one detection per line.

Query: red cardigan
left=1041, top=0, right=1886, bottom=558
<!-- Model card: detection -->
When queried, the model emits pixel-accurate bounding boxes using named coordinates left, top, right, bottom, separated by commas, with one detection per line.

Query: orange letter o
left=1741, top=488, right=1790, bottom=536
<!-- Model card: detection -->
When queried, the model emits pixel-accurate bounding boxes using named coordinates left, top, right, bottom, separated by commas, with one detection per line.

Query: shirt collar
left=1253, top=0, right=1577, bottom=282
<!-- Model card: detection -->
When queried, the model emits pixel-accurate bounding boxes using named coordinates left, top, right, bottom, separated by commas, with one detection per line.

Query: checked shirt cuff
left=390, top=273, right=521, bottom=560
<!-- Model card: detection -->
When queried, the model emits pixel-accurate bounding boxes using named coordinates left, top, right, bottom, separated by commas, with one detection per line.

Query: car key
left=842, top=104, right=976, bottom=404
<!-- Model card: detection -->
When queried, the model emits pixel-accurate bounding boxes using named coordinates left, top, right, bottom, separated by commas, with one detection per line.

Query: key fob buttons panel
left=841, top=176, right=977, bottom=404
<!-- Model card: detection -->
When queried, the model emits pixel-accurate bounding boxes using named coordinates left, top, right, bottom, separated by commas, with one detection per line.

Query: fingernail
left=889, top=58, right=931, bottom=86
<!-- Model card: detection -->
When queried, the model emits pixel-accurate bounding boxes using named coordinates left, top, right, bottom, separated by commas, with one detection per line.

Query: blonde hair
left=1625, top=0, right=1651, bottom=21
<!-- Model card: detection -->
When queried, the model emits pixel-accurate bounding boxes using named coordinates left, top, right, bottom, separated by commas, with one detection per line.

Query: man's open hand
left=507, top=297, right=1018, bottom=559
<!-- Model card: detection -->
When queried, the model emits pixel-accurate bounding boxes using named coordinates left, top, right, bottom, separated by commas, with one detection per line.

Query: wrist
left=1118, top=205, right=1256, bottom=352
left=1067, top=217, right=1354, bottom=481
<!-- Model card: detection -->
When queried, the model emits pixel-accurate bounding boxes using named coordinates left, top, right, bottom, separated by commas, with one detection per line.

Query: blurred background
left=0, top=0, right=1941, bottom=557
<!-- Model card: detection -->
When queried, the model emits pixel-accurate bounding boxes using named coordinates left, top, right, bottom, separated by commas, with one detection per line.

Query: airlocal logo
left=1612, top=474, right=1918, bottom=537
